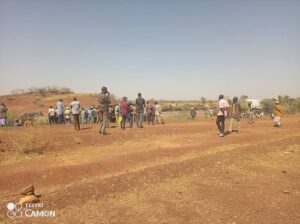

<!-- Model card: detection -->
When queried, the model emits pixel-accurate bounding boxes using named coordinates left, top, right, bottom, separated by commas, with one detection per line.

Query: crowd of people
left=43, top=87, right=164, bottom=134
left=0, top=88, right=284, bottom=137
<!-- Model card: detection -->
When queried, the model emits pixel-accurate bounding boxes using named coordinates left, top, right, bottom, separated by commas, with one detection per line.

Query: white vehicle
left=247, top=99, right=262, bottom=110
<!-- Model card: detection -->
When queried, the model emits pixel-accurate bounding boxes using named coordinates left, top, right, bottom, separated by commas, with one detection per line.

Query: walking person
left=228, top=97, right=241, bottom=133
left=56, top=99, right=64, bottom=124
left=273, top=101, right=283, bottom=127
left=216, top=95, right=229, bottom=137
left=48, top=105, right=56, bottom=125
left=136, top=93, right=146, bottom=128
left=70, top=97, right=81, bottom=131
left=98, top=86, right=111, bottom=135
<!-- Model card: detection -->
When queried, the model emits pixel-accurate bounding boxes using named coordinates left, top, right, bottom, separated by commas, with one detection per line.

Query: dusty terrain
left=0, top=114, right=299, bottom=224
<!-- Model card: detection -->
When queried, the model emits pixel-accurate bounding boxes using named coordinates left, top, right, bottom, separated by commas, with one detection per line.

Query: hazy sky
left=0, top=0, right=299, bottom=100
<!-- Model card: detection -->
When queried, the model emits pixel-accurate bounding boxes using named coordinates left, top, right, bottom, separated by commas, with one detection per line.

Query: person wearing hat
left=98, top=86, right=111, bottom=134
left=274, top=101, right=283, bottom=127
left=70, top=97, right=81, bottom=131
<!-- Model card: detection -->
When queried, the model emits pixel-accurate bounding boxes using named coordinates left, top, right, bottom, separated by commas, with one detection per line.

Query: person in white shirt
left=65, top=107, right=71, bottom=124
left=48, top=106, right=56, bottom=125
left=216, top=94, right=229, bottom=137
left=71, top=97, right=81, bottom=131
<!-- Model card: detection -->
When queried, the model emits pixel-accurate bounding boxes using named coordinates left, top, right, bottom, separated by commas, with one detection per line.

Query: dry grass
left=11, top=128, right=51, bottom=155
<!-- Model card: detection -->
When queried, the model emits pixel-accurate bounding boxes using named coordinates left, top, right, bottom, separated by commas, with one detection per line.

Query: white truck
left=246, top=99, right=264, bottom=118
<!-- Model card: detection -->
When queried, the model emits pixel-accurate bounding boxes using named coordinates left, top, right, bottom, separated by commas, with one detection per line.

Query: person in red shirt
left=121, top=97, right=128, bottom=130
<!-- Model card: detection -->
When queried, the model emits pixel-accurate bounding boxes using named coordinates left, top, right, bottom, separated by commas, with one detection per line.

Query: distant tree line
left=11, top=86, right=74, bottom=95
left=260, top=95, right=300, bottom=114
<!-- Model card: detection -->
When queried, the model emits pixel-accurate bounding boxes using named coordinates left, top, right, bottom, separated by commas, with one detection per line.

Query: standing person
left=98, top=86, right=111, bottom=135
left=190, top=107, right=197, bottom=120
left=143, top=106, right=147, bottom=122
left=80, top=107, right=85, bottom=124
left=84, top=108, right=89, bottom=124
left=88, top=106, right=95, bottom=124
left=247, top=101, right=255, bottom=124
left=274, top=101, right=283, bottom=127
left=121, top=97, right=128, bottom=129
left=108, top=106, right=114, bottom=125
left=0, top=102, right=8, bottom=127
left=155, top=101, right=163, bottom=124
left=228, top=96, right=241, bottom=133
left=115, top=104, right=120, bottom=126
left=70, top=97, right=81, bottom=131
left=209, top=108, right=214, bottom=120
left=90, top=106, right=96, bottom=124
left=65, top=107, right=71, bottom=124
left=204, top=105, right=209, bottom=119
left=127, top=103, right=134, bottom=128
left=146, top=102, right=152, bottom=124
left=48, top=105, right=56, bottom=125
left=136, top=93, right=146, bottom=128
left=216, top=95, right=229, bottom=137
left=56, top=99, right=64, bottom=124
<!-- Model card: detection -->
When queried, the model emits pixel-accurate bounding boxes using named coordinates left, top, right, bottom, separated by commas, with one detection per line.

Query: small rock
left=281, top=170, right=287, bottom=174
left=282, top=190, right=290, bottom=194
left=217, top=161, right=221, bottom=165
left=283, top=152, right=290, bottom=154
left=0, top=140, right=2, bottom=143
left=19, top=195, right=39, bottom=204
left=74, top=138, right=81, bottom=144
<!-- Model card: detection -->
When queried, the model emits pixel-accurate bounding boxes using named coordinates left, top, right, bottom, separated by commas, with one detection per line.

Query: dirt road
left=0, top=116, right=299, bottom=223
